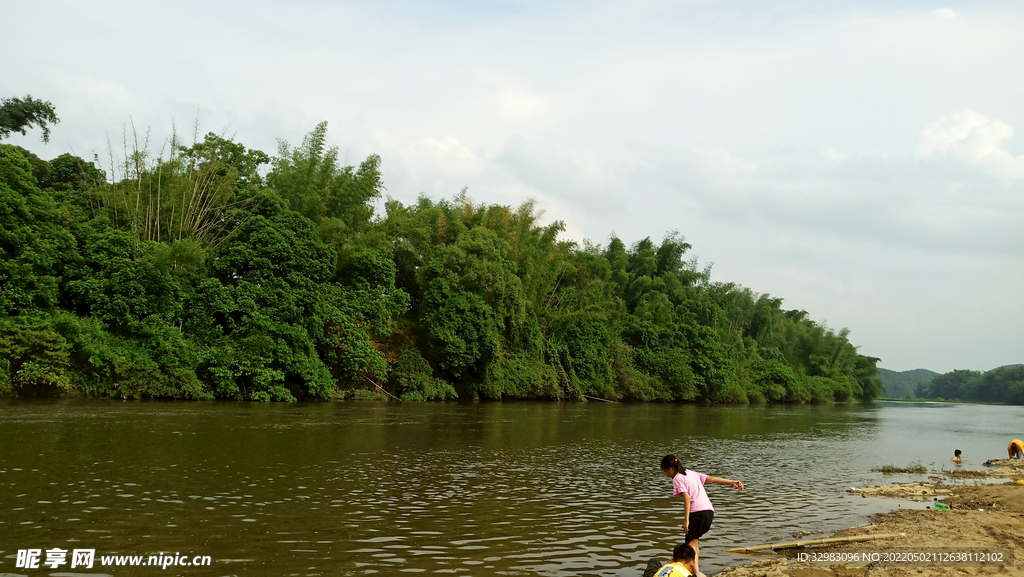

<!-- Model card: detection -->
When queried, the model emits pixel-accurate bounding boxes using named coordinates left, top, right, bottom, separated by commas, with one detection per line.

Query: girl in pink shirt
left=660, top=454, right=744, bottom=575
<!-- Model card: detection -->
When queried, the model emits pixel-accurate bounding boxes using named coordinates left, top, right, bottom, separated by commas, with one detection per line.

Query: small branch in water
left=583, top=395, right=616, bottom=403
left=362, top=375, right=400, bottom=401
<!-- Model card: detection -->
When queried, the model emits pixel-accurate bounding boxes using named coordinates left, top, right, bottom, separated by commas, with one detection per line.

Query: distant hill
left=878, top=368, right=939, bottom=398
left=989, top=364, right=1023, bottom=372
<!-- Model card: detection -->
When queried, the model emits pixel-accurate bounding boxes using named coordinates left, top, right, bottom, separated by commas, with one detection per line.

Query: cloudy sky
left=3, top=0, right=1022, bottom=373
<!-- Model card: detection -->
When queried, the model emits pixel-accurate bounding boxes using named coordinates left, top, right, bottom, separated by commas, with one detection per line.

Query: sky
left=3, top=0, right=1022, bottom=373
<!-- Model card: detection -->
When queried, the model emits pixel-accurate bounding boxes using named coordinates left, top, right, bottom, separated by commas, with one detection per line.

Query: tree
left=0, top=145, right=77, bottom=316
left=922, top=369, right=979, bottom=400
left=417, top=228, right=551, bottom=397
left=267, top=122, right=383, bottom=244
left=0, top=317, right=70, bottom=396
left=61, top=218, right=182, bottom=333
left=0, top=96, right=59, bottom=143
left=184, top=197, right=369, bottom=401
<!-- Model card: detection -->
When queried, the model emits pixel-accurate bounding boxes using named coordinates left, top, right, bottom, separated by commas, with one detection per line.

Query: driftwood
left=583, top=395, right=617, bottom=403
left=723, top=532, right=906, bottom=553
left=361, top=376, right=401, bottom=401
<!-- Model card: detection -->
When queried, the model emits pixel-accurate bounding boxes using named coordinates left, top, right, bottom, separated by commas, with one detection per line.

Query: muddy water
left=1, top=400, right=1021, bottom=575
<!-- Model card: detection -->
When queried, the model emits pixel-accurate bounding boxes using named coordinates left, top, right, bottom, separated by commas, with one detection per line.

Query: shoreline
left=879, top=397, right=1014, bottom=406
left=714, top=459, right=1024, bottom=576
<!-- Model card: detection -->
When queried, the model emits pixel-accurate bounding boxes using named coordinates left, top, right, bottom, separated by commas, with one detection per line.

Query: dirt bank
left=975, top=459, right=1024, bottom=479
left=982, top=459, right=1024, bottom=468
left=846, top=481, right=949, bottom=500
left=715, top=473, right=1024, bottom=576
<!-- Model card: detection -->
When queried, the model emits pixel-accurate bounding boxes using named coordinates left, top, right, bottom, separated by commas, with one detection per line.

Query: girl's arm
left=681, top=492, right=691, bottom=531
left=706, top=476, right=744, bottom=490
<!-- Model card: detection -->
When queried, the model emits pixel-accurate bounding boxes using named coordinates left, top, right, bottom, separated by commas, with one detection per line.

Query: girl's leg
left=690, top=538, right=700, bottom=574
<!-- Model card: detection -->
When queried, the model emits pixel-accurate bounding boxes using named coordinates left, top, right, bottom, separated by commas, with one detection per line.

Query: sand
left=846, top=481, right=949, bottom=500
left=714, top=461, right=1024, bottom=577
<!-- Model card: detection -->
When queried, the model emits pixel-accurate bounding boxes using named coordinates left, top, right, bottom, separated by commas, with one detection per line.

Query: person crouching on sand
left=660, top=454, right=744, bottom=575
left=1010, top=440, right=1024, bottom=459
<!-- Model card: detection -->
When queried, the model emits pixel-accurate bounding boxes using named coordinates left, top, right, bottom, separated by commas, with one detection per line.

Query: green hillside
left=878, top=368, right=938, bottom=398
left=916, top=365, right=1024, bottom=404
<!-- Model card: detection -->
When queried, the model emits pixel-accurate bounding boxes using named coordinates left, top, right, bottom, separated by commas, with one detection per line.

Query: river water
left=1, top=400, right=1022, bottom=576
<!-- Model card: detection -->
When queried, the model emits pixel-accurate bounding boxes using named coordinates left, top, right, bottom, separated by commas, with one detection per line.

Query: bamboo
left=723, top=533, right=906, bottom=553
left=106, top=136, right=119, bottom=225
left=178, top=161, right=191, bottom=240
left=156, top=157, right=162, bottom=243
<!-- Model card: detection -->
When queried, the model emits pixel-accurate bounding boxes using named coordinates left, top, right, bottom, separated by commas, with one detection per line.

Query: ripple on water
left=4, top=401, right=1022, bottom=576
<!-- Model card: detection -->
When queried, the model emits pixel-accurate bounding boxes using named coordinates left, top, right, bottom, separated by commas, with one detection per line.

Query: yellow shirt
left=655, top=562, right=693, bottom=577
left=1010, top=440, right=1024, bottom=454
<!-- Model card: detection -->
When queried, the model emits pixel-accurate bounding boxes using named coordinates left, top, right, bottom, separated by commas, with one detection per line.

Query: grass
left=872, top=462, right=928, bottom=474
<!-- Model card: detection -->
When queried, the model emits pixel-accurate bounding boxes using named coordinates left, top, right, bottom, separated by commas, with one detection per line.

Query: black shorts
left=685, top=510, right=714, bottom=543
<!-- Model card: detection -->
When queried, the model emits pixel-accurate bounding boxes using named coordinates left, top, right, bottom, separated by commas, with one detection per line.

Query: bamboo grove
left=1, top=116, right=884, bottom=402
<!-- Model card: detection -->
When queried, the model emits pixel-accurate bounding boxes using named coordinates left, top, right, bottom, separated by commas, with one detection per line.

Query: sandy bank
left=846, top=481, right=948, bottom=500
left=714, top=466, right=1024, bottom=577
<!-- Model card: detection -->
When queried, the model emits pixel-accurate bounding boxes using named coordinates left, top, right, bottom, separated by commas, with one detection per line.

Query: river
left=1, top=399, right=1022, bottom=576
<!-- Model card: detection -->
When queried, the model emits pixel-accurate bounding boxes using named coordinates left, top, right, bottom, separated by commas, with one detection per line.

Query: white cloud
left=495, top=89, right=549, bottom=122
left=72, top=76, right=136, bottom=109
left=419, top=135, right=482, bottom=173
left=918, top=109, right=1024, bottom=178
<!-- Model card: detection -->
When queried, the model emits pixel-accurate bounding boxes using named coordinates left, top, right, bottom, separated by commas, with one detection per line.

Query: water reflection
left=1, top=400, right=1021, bottom=575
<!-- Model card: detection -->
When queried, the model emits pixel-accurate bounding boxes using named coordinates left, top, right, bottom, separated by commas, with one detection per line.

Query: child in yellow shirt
left=645, top=543, right=703, bottom=577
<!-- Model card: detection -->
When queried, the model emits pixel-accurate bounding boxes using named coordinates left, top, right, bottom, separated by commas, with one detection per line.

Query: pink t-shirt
left=672, top=470, right=714, bottom=512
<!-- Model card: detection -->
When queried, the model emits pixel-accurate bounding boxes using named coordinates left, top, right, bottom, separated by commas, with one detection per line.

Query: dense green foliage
left=1, top=104, right=885, bottom=402
left=913, top=365, right=1024, bottom=405
left=0, top=95, right=59, bottom=143
left=878, top=367, right=938, bottom=398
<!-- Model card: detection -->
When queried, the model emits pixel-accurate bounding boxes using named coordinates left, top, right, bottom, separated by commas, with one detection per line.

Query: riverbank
left=715, top=460, right=1024, bottom=576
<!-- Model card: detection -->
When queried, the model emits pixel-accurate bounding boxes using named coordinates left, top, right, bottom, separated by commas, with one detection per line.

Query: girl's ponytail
left=660, top=454, right=687, bottom=475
